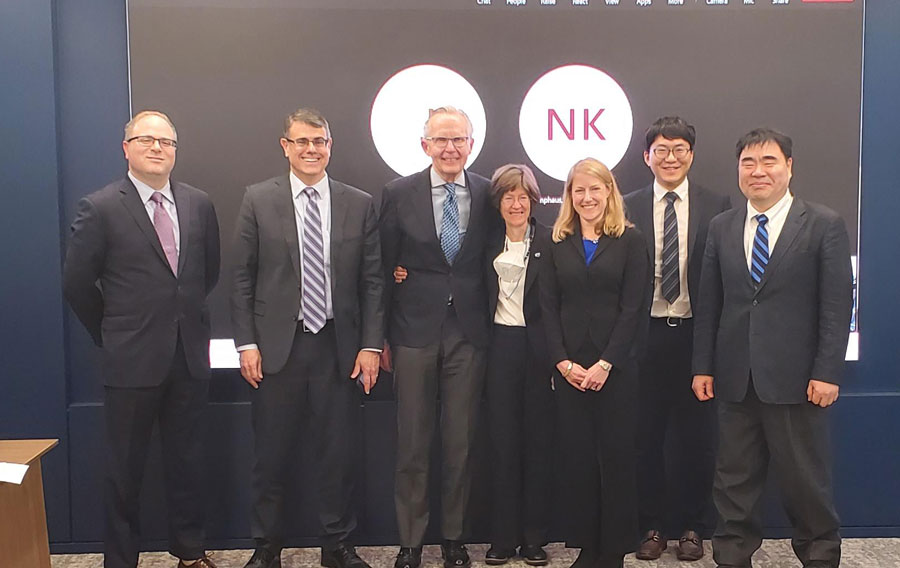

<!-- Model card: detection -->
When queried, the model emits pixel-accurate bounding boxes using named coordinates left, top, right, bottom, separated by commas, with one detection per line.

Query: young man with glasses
left=623, top=116, right=731, bottom=562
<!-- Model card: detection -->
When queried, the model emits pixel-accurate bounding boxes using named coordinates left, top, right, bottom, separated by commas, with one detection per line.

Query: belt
left=652, top=316, right=692, bottom=327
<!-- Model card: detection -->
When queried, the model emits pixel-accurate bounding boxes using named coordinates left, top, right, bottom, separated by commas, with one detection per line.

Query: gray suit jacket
left=231, top=174, right=384, bottom=378
left=692, top=197, right=853, bottom=403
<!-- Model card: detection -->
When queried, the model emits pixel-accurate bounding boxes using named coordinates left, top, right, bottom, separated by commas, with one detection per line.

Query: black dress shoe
left=485, top=546, right=516, bottom=565
left=441, top=540, right=471, bottom=568
left=520, top=545, right=548, bottom=566
left=322, top=543, right=370, bottom=568
left=244, top=548, right=281, bottom=568
left=394, top=547, right=423, bottom=568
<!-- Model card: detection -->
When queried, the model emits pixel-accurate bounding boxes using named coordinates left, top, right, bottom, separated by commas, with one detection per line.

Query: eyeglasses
left=284, top=137, right=329, bottom=149
left=651, top=145, right=690, bottom=159
left=423, top=136, right=470, bottom=149
left=127, top=135, right=177, bottom=149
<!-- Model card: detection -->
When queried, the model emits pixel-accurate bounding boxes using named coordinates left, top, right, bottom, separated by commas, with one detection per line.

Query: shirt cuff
left=236, top=343, right=258, bottom=352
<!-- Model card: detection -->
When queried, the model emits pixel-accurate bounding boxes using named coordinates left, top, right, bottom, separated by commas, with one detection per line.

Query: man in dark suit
left=231, top=108, right=383, bottom=568
left=692, top=128, right=852, bottom=568
left=63, top=110, right=221, bottom=568
left=379, top=107, right=494, bottom=568
left=624, top=117, right=730, bottom=562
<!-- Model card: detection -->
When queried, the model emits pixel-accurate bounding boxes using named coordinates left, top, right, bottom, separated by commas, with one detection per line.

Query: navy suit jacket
left=692, top=197, right=853, bottom=403
left=63, top=177, right=220, bottom=387
left=379, top=167, right=498, bottom=349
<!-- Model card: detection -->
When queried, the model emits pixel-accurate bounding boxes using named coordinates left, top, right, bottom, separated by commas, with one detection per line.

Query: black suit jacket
left=63, top=177, right=221, bottom=387
left=379, top=167, right=497, bottom=349
left=230, top=175, right=383, bottom=379
left=624, top=183, right=731, bottom=309
left=692, top=197, right=853, bottom=404
left=540, top=225, right=651, bottom=371
left=485, top=219, right=551, bottom=366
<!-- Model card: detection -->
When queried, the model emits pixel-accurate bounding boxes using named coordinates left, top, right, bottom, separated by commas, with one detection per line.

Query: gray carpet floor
left=50, top=539, right=900, bottom=567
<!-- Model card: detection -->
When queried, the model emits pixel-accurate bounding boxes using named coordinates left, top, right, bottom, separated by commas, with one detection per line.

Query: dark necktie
left=661, top=191, right=680, bottom=304
left=301, top=186, right=327, bottom=333
left=751, top=214, right=769, bottom=284
left=441, top=182, right=461, bottom=264
left=149, top=192, right=178, bottom=274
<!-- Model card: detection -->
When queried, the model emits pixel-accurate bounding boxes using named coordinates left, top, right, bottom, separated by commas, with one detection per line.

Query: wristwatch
left=598, top=359, right=612, bottom=372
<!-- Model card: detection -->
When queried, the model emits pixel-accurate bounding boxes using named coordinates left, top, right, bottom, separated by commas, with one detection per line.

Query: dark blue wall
left=1, top=0, right=898, bottom=553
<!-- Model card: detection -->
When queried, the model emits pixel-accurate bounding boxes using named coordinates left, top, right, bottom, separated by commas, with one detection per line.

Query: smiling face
left=280, top=120, right=332, bottom=185
left=644, top=135, right=694, bottom=190
left=570, top=170, right=611, bottom=227
left=499, top=186, right=532, bottom=233
left=123, top=114, right=177, bottom=189
left=738, top=141, right=792, bottom=212
left=421, top=113, right=473, bottom=183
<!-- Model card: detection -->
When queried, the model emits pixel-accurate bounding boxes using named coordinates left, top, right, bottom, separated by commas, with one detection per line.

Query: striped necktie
left=440, top=182, right=461, bottom=264
left=301, top=186, right=327, bottom=333
left=750, top=214, right=769, bottom=284
left=661, top=191, right=680, bottom=303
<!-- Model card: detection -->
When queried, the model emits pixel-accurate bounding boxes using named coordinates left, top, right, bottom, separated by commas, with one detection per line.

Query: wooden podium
left=0, top=439, right=58, bottom=568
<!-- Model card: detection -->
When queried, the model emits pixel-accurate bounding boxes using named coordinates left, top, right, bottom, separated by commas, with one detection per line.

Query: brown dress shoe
left=676, top=530, right=704, bottom=561
left=635, top=530, right=667, bottom=560
left=177, top=554, right=218, bottom=568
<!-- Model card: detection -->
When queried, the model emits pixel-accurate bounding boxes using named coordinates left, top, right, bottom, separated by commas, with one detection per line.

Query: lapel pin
left=534, top=252, right=541, bottom=258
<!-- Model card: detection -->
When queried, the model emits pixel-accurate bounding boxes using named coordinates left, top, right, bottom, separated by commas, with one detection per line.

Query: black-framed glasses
left=284, top=136, right=329, bottom=149
left=127, top=135, right=177, bottom=149
left=651, top=145, right=690, bottom=159
left=423, top=136, right=470, bottom=148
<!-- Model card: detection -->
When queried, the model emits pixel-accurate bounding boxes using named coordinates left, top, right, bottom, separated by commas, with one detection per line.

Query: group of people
left=62, top=106, right=852, bottom=568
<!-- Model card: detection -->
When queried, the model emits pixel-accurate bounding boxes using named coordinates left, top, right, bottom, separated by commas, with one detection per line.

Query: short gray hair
left=423, top=106, right=473, bottom=137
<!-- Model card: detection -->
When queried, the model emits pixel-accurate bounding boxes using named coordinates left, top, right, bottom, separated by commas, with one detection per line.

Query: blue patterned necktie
left=661, top=191, right=680, bottom=303
left=440, top=182, right=461, bottom=264
left=750, top=213, right=769, bottom=284
left=301, top=186, right=327, bottom=333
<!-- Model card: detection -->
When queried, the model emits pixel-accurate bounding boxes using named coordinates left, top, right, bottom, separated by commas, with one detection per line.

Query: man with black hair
left=693, top=128, right=851, bottom=568
left=624, top=116, right=730, bottom=562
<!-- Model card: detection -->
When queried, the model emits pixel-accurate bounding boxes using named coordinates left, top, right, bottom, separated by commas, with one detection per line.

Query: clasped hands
left=691, top=375, right=839, bottom=407
left=239, top=348, right=380, bottom=394
left=556, top=359, right=610, bottom=392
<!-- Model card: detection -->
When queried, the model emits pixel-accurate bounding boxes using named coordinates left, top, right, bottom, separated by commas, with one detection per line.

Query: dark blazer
left=624, top=183, right=731, bottom=306
left=692, top=197, right=853, bottom=404
left=486, top=219, right=551, bottom=365
left=63, top=177, right=220, bottom=387
left=380, top=167, right=497, bottom=349
left=540, top=225, right=651, bottom=370
left=231, top=175, right=384, bottom=379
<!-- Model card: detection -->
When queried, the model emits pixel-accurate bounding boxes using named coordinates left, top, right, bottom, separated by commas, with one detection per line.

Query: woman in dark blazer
left=541, top=158, right=650, bottom=568
left=482, top=165, right=554, bottom=567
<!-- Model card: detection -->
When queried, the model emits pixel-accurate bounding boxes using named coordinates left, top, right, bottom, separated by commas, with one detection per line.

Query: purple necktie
left=150, top=192, right=178, bottom=274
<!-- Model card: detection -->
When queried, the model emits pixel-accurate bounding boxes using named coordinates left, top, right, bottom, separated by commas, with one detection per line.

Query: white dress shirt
left=650, top=178, right=691, bottom=318
left=291, top=171, right=333, bottom=322
left=744, top=190, right=794, bottom=272
left=430, top=168, right=470, bottom=238
left=129, top=172, right=180, bottom=254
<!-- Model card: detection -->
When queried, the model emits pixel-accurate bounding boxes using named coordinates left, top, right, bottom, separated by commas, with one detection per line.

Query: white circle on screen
left=370, top=64, right=487, bottom=177
left=519, top=64, right=633, bottom=181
